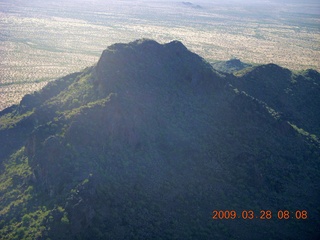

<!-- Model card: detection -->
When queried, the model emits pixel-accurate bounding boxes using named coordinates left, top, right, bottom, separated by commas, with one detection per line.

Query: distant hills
left=181, top=2, right=202, bottom=9
left=211, top=58, right=252, bottom=74
left=0, top=39, right=319, bottom=240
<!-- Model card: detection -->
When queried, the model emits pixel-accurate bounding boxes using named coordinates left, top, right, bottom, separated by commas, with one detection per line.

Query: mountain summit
left=0, top=39, right=319, bottom=240
left=95, top=39, right=221, bottom=91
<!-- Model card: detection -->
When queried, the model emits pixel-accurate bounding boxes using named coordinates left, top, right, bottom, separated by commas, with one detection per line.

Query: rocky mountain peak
left=95, top=39, right=221, bottom=94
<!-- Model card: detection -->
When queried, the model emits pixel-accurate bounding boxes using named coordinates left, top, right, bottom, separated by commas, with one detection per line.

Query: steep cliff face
left=0, top=39, right=319, bottom=240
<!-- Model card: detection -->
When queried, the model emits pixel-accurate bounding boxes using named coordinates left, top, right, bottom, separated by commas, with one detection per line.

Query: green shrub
left=61, top=213, right=69, bottom=224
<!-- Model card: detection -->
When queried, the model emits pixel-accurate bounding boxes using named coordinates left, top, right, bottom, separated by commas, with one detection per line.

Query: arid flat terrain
left=1, top=0, right=319, bottom=110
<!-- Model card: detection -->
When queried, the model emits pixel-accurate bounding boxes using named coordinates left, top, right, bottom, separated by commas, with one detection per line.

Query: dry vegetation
left=0, top=0, right=319, bottom=110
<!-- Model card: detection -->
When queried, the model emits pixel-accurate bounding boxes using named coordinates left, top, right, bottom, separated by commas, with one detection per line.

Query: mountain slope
left=231, top=64, right=320, bottom=137
left=0, top=39, right=319, bottom=240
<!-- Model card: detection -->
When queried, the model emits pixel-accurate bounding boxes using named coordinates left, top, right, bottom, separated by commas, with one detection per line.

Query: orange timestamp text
left=212, top=210, right=308, bottom=220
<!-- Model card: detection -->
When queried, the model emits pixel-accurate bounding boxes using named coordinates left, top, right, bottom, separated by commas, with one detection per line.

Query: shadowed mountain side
left=230, top=64, right=320, bottom=137
left=0, top=39, right=319, bottom=240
